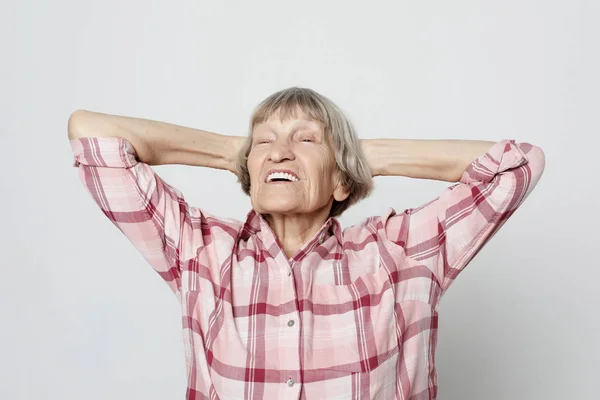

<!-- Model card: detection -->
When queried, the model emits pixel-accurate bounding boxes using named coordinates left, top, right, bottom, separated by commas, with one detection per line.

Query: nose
left=268, top=140, right=295, bottom=163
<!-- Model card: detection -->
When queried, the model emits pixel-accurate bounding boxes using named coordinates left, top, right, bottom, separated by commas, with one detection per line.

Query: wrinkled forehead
left=251, top=105, right=327, bottom=134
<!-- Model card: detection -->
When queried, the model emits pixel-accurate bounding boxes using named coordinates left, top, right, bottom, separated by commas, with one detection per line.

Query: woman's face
left=247, top=109, right=349, bottom=217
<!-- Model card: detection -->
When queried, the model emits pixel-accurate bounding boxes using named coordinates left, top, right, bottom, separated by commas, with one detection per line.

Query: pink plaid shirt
left=71, top=137, right=545, bottom=399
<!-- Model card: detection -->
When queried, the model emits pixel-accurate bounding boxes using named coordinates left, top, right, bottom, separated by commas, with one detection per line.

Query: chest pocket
left=304, top=263, right=399, bottom=373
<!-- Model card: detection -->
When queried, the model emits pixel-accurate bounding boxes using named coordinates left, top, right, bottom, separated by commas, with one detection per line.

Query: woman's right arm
left=67, top=110, right=245, bottom=295
left=68, top=109, right=245, bottom=170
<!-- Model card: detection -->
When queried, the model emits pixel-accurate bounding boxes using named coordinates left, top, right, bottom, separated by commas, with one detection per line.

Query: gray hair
left=236, top=87, right=373, bottom=218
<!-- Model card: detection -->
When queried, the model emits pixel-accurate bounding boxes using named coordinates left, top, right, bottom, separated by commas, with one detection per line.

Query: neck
left=264, top=206, right=332, bottom=258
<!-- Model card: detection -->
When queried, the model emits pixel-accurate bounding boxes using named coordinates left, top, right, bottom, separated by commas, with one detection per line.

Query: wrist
left=226, top=136, right=247, bottom=174
left=361, top=139, right=381, bottom=177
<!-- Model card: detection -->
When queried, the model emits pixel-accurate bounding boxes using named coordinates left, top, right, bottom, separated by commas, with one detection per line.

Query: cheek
left=317, top=153, right=336, bottom=177
left=246, top=154, right=261, bottom=179
left=246, top=171, right=260, bottom=195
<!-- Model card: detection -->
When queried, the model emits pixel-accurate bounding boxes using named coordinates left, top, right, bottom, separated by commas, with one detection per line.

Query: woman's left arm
left=361, top=138, right=546, bottom=295
left=362, top=138, right=498, bottom=181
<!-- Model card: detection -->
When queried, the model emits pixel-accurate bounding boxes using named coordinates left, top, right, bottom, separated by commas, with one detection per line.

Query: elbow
left=67, top=109, right=91, bottom=140
left=532, top=144, right=545, bottom=171
left=518, top=142, right=546, bottom=182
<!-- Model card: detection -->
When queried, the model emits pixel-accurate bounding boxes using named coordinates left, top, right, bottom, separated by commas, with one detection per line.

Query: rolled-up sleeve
left=383, top=139, right=546, bottom=295
left=71, top=136, right=203, bottom=295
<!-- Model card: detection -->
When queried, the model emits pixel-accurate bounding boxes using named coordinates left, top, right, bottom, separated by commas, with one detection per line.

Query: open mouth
left=265, top=171, right=300, bottom=183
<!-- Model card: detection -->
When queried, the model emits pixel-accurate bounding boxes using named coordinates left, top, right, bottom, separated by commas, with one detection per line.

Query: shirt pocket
left=307, top=264, right=399, bottom=374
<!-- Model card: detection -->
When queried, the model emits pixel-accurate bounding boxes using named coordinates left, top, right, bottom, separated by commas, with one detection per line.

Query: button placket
left=287, top=260, right=296, bottom=277
left=282, top=259, right=300, bottom=393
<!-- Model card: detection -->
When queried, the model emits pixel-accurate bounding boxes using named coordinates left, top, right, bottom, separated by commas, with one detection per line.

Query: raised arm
left=361, top=138, right=497, bottom=182
left=68, top=109, right=245, bottom=170
left=362, top=137, right=545, bottom=295
left=67, top=110, right=246, bottom=295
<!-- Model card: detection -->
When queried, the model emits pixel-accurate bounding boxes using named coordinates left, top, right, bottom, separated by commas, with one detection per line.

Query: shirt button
left=287, top=378, right=294, bottom=387
left=287, top=320, right=295, bottom=327
left=287, top=270, right=292, bottom=276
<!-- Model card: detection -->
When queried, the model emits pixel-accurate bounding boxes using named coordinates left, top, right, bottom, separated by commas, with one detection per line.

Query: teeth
left=267, top=172, right=299, bottom=182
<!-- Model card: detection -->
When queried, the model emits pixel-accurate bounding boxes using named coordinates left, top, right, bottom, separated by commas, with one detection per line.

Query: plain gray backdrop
left=1, top=1, right=598, bottom=399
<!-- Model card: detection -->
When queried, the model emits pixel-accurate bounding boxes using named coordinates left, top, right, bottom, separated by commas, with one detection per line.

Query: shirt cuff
left=70, top=137, right=138, bottom=168
left=459, top=139, right=529, bottom=184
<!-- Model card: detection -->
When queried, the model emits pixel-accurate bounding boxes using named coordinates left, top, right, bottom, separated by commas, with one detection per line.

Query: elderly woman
left=68, top=87, right=545, bottom=399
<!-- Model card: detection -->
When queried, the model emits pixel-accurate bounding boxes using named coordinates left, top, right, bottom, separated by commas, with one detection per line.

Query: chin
left=253, top=198, right=302, bottom=215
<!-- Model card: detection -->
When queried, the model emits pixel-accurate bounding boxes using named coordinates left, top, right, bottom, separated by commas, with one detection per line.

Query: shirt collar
left=241, top=209, right=342, bottom=262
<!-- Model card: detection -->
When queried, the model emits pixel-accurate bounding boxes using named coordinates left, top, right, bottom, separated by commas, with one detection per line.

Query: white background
left=1, top=1, right=598, bottom=399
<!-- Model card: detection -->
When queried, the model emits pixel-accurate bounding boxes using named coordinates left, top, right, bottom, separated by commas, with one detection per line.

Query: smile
left=265, top=170, right=300, bottom=183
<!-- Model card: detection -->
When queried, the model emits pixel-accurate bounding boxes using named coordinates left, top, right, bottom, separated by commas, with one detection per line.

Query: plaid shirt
left=70, top=137, right=545, bottom=399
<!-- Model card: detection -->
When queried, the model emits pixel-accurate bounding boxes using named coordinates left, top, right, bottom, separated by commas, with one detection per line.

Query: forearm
left=67, top=110, right=245, bottom=170
left=362, top=138, right=496, bottom=182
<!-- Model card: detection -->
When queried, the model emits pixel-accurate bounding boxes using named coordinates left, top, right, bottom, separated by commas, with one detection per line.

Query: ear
left=332, top=172, right=350, bottom=202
